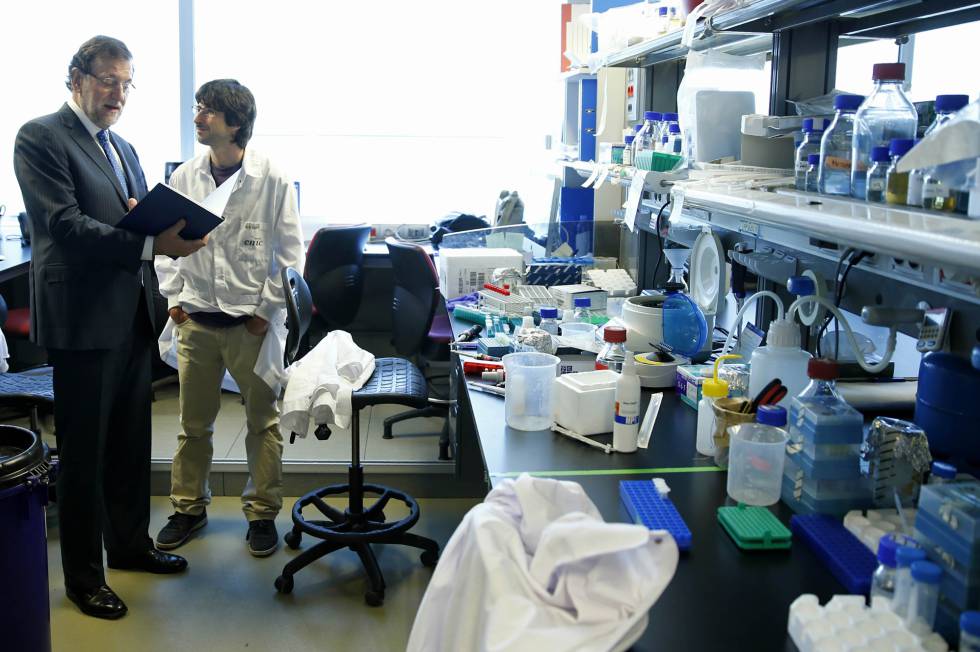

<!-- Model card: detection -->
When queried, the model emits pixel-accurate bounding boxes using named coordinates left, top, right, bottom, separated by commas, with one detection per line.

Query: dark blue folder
left=117, top=183, right=223, bottom=240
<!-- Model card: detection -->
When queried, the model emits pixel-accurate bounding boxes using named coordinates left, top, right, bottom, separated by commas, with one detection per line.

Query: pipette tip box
left=717, top=504, right=792, bottom=551
left=620, top=480, right=692, bottom=551
left=790, top=513, right=876, bottom=595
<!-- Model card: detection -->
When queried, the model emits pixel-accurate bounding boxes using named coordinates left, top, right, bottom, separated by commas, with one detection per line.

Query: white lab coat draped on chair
left=407, top=474, right=679, bottom=652
left=279, top=330, right=375, bottom=437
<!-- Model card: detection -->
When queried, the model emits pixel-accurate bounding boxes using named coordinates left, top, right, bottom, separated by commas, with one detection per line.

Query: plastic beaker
left=726, top=419, right=789, bottom=506
left=502, top=352, right=561, bottom=431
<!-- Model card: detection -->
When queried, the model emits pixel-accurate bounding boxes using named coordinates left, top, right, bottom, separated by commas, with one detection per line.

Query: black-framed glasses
left=83, top=71, right=135, bottom=94
left=192, top=104, right=217, bottom=117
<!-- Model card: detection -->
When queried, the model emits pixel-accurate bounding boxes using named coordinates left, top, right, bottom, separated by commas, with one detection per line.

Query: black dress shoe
left=65, top=585, right=128, bottom=620
left=107, top=548, right=188, bottom=574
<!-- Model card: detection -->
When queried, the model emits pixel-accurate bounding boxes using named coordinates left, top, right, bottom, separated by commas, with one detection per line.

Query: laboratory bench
left=448, top=312, right=845, bottom=651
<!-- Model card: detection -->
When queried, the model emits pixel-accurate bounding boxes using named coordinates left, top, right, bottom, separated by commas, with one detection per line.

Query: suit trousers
left=170, top=319, right=283, bottom=521
left=49, top=297, right=154, bottom=592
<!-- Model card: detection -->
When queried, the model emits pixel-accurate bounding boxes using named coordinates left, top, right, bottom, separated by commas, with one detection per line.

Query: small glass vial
left=865, top=146, right=891, bottom=203
left=928, top=461, right=957, bottom=484
left=870, top=534, right=899, bottom=602
left=623, top=135, right=635, bottom=167
left=484, top=315, right=495, bottom=338
left=538, top=307, right=559, bottom=336
left=893, top=546, right=927, bottom=619
left=885, top=138, right=915, bottom=205
left=906, top=560, right=942, bottom=636
left=805, top=154, right=820, bottom=192
left=960, top=611, right=980, bottom=652
left=572, top=297, right=594, bottom=324
left=595, top=326, right=627, bottom=372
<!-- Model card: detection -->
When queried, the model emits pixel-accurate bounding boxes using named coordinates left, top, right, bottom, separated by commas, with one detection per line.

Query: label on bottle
left=868, top=178, right=885, bottom=192
left=823, top=155, right=852, bottom=170
left=614, top=400, right=640, bottom=424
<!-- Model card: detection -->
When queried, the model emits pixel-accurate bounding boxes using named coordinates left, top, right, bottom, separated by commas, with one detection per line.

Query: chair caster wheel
left=420, top=550, right=439, bottom=568
left=274, top=574, right=294, bottom=594
left=365, top=589, right=385, bottom=607
left=284, top=530, right=302, bottom=549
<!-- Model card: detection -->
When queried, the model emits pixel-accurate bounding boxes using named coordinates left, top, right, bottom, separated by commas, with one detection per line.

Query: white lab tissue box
left=553, top=370, right=619, bottom=435
left=437, top=248, right=524, bottom=299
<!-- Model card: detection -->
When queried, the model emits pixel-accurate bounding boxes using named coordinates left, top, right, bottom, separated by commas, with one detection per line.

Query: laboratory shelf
left=677, top=183, right=980, bottom=274
left=603, top=0, right=980, bottom=68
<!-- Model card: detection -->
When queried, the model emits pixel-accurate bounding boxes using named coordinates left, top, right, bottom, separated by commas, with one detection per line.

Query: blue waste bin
left=0, top=425, right=51, bottom=652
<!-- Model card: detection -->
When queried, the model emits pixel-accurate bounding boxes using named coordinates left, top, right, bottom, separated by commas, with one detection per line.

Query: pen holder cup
left=711, top=397, right=754, bottom=468
left=502, top=352, right=560, bottom=432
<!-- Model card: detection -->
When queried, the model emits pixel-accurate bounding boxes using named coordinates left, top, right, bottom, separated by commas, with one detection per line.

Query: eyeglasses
left=192, top=104, right=218, bottom=117
left=83, top=71, right=135, bottom=94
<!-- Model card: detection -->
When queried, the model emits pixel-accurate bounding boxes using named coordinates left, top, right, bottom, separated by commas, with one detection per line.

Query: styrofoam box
left=549, top=284, right=609, bottom=310
left=437, top=248, right=524, bottom=299
left=553, top=370, right=618, bottom=436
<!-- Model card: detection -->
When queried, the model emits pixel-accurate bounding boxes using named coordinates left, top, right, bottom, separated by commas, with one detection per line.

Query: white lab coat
left=155, top=148, right=304, bottom=394
left=279, top=330, right=375, bottom=437
left=407, top=475, right=679, bottom=652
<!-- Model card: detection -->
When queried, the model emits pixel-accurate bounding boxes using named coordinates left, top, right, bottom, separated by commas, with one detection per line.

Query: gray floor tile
left=48, top=495, right=478, bottom=652
left=365, top=404, right=445, bottom=462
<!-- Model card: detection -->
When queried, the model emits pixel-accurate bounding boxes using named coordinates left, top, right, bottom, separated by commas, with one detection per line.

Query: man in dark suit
left=13, top=35, right=207, bottom=620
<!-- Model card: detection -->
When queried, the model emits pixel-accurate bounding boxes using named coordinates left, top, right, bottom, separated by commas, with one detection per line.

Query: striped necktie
left=96, top=129, right=128, bottom=194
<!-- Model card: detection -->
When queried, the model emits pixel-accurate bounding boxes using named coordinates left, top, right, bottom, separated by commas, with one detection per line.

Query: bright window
left=193, top=0, right=562, bottom=225
left=906, top=22, right=980, bottom=103
left=0, top=4, right=180, bottom=213
left=834, top=38, right=901, bottom=97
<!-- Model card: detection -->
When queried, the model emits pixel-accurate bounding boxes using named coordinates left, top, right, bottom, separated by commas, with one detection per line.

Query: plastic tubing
left=720, top=291, right=786, bottom=355
left=786, top=295, right=896, bottom=374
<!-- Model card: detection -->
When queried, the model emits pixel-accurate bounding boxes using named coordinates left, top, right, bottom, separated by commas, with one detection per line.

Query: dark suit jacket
left=14, top=103, right=153, bottom=350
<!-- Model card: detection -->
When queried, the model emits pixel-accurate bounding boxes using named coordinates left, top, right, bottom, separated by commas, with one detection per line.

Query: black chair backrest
left=304, top=225, right=372, bottom=329
left=282, top=267, right=313, bottom=366
left=385, top=238, right=439, bottom=357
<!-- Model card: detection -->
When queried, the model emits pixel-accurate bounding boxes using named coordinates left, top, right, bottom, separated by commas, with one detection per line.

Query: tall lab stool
left=276, top=269, right=440, bottom=606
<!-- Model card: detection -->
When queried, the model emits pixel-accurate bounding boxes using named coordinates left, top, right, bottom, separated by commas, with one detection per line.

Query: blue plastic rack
left=791, top=513, right=877, bottom=595
left=620, top=480, right=692, bottom=551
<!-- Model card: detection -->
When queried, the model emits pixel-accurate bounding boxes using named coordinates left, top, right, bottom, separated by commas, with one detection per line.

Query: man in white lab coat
left=155, top=79, right=304, bottom=556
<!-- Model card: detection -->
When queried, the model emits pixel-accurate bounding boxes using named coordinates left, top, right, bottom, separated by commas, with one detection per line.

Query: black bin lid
left=0, top=425, right=44, bottom=489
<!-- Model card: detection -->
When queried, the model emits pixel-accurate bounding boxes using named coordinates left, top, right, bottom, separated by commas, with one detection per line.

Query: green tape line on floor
left=490, top=466, right=724, bottom=479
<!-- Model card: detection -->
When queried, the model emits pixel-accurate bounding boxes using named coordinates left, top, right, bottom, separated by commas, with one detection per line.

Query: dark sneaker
left=155, top=511, right=207, bottom=550
left=246, top=519, right=279, bottom=557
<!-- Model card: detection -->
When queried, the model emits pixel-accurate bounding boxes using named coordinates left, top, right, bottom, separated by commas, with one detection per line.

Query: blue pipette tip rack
left=620, top=480, right=692, bottom=551
left=790, top=513, right=876, bottom=595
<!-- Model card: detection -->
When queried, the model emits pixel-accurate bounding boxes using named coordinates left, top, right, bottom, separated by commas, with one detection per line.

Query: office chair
left=0, top=295, right=53, bottom=435
left=382, top=238, right=453, bottom=460
left=304, top=224, right=372, bottom=334
left=276, top=267, right=440, bottom=606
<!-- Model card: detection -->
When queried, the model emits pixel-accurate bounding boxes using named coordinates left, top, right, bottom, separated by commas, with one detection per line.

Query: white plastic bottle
left=613, top=355, right=640, bottom=453
left=748, top=317, right=813, bottom=401
left=697, top=354, right=739, bottom=456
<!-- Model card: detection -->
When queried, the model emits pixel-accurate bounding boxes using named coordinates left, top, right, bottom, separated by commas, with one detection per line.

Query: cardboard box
left=676, top=364, right=715, bottom=410
left=526, top=263, right=583, bottom=287
left=549, top=284, right=609, bottom=311
left=437, top=248, right=524, bottom=299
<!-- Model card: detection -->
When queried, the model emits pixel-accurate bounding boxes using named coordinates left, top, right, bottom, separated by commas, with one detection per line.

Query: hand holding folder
left=118, top=183, right=224, bottom=240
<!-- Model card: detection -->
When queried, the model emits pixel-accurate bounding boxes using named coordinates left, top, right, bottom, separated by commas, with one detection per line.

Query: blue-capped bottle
left=919, top=94, right=971, bottom=211
left=850, top=63, right=917, bottom=200
left=884, top=138, right=915, bottom=206
left=795, top=119, right=823, bottom=191
left=637, top=111, right=662, bottom=153
left=818, top=94, right=865, bottom=196
left=865, top=146, right=891, bottom=203
left=805, top=154, right=820, bottom=193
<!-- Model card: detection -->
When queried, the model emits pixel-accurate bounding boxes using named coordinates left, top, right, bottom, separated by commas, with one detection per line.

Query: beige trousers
left=170, top=319, right=283, bottom=521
